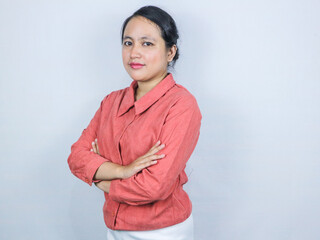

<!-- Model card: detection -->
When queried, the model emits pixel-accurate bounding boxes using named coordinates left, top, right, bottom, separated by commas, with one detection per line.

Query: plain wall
left=0, top=0, right=319, bottom=239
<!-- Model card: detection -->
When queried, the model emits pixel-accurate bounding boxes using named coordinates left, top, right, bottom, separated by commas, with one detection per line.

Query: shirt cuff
left=85, top=155, right=110, bottom=186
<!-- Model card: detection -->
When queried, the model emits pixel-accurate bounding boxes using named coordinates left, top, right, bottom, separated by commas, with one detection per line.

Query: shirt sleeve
left=67, top=95, right=111, bottom=186
left=109, top=96, right=202, bottom=205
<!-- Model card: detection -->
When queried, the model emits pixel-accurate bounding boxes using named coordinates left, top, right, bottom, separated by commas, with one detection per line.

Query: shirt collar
left=117, top=73, right=176, bottom=117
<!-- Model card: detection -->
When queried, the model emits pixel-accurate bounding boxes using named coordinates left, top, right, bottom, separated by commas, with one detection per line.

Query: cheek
left=122, top=50, right=131, bottom=67
left=145, top=49, right=166, bottom=64
left=122, top=49, right=127, bottom=60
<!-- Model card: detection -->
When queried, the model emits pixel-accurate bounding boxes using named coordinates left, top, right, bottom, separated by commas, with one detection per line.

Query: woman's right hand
left=120, top=140, right=166, bottom=179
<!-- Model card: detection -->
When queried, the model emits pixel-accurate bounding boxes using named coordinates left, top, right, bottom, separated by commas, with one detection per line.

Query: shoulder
left=165, top=82, right=202, bottom=119
left=169, top=83, right=200, bottom=109
left=100, top=86, right=129, bottom=105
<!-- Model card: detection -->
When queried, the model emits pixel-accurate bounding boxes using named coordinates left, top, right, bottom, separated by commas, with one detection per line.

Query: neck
left=135, top=72, right=168, bottom=100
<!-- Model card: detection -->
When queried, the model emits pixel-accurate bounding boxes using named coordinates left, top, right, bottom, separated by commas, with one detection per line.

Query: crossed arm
left=68, top=95, right=202, bottom=205
left=67, top=96, right=166, bottom=189
left=91, top=138, right=166, bottom=193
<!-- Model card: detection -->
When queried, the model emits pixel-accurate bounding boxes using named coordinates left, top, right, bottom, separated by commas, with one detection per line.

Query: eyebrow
left=123, top=36, right=156, bottom=42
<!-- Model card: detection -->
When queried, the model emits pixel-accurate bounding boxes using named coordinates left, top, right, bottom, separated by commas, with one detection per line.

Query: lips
left=130, top=62, right=144, bottom=69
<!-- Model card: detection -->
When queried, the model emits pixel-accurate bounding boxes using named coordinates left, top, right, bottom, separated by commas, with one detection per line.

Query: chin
left=127, top=71, right=148, bottom=81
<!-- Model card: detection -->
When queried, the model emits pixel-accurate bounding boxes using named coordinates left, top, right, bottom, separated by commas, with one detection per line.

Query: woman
left=67, top=5, right=202, bottom=240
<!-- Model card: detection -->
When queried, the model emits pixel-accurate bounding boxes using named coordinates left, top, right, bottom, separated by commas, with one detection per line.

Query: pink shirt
left=67, top=73, right=202, bottom=231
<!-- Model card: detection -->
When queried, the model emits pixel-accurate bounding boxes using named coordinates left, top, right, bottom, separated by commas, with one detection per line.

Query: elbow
left=67, top=150, right=75, bottom=170
left=67, top=144, right=82, bottom=172
left=67, top=153, right=73, bottom=171
left=67, top=150, right=80, bottom=176
left=67, top=153, right=77, bottom=176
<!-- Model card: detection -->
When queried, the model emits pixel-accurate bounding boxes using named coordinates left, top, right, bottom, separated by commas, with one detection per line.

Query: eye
left=143, top=42, right=153, bottom=46
left=123, top=41, right=132, bottom=46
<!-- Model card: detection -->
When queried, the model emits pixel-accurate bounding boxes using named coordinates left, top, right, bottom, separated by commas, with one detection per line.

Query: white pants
left=106, top=213, right=194, bottom=240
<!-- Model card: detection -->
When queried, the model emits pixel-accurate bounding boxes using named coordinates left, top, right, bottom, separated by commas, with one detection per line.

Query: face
left=122, top=16, right=176, bottom=82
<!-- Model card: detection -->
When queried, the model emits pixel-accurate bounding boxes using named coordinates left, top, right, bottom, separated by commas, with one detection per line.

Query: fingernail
left=161, top=154, right=165, bottom=157
left=161, top=144, right=165, bottom=147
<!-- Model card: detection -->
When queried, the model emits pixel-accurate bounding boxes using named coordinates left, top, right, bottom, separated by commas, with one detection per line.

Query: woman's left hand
left=90, top=138, right=100, bottom=155
left=94, top=180, right=111, bottom=193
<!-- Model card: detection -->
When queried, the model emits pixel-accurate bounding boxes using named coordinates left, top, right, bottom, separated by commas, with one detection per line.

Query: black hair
left=121, top=5, right=180, bottom=68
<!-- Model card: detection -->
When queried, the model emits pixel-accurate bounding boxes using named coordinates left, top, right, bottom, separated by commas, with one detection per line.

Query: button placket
left=112, top=110, right=139, bottom=227
left=116, top=111, right=139, bottom=165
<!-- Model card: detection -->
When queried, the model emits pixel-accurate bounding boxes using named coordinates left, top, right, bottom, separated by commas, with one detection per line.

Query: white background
left=0, top=0, right=319, bottom=239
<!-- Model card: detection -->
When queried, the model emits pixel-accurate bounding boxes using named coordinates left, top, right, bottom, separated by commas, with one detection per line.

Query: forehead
left=124, top=16, right=162, bottom=39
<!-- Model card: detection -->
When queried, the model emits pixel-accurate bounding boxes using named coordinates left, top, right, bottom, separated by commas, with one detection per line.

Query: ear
left=167, top=45, right=177, bottom=63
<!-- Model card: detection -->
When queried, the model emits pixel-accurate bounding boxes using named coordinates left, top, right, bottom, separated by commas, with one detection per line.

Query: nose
left=130, top=44, right=141, bottom=58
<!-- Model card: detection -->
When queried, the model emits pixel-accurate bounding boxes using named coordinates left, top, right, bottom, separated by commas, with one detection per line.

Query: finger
left=154, top=140, right=161, bottom=147
left=138, top=153, right=165, bottom=164
left=146, top=140, right=161, bottom=153
left=91, top=142, right=96, bottom=153
left=150, top=153, right=165, bottom=161
left=132, top=161, right=155, bottom=174
left=95, top=138, right=100, bottom=154
left=92, top=141, right=97, bottom=153
left=139, top=159, right=159, bottom=170
left=144, top=143, right=165, bottom=158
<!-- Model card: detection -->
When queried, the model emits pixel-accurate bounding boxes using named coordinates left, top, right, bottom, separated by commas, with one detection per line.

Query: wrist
left=116, top=165, right=125, bottom=179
